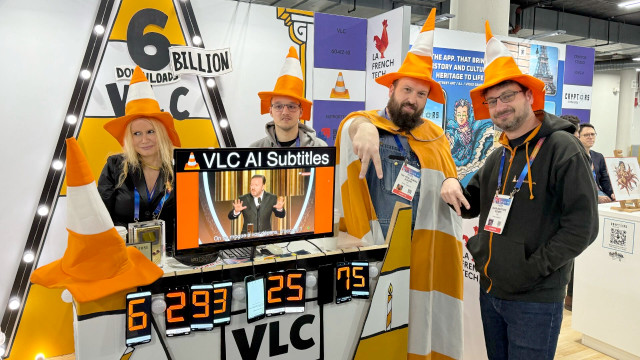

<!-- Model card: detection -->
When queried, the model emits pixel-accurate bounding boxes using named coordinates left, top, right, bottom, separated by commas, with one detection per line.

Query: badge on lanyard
left=484, top=137, right=545, bottom=234
left=392, top=162, right=421, bottom=201
left=390, top=134, right=420, bottom=201
left=484, top=194, right=512, bottom=234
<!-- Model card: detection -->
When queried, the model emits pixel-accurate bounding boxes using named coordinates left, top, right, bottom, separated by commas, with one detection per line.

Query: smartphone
left=285, top=269, right=306, bottom=313
left=190, top=284, right=214, bottom=331
left=265, top=271, right=286, bottom=316
left=213, top=281, right=233, bottom=326
left=335, top=262, right=352, bottom=304
left=317, top=264, right=334, bottom=305
left=165, top=286, right=191, bottom=336
left=245, top=275, right=265, bottom=323
left=351, top=261, right=370, bottom=299
left=125, top=291, right=152, bottom=346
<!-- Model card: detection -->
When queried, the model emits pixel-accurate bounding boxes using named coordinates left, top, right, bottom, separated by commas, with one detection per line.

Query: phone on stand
left=245, top=275, right=265, bottom=323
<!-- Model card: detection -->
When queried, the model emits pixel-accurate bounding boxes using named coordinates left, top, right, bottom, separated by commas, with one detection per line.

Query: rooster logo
left=373, top=20, right=389, bottom=58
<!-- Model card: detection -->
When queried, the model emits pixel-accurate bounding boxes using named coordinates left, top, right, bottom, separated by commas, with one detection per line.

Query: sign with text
left=562, top=84, right=592, bottom=110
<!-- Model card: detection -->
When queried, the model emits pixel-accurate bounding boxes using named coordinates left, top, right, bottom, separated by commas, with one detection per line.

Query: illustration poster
left=605, top=157, right=640, bottom=201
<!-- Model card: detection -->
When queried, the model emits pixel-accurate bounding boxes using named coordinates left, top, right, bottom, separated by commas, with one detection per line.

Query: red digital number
left=287, top=273, right=303, bottom=301
left=166, top=291, right=186, bottom=322
left=128, top=298, right=147, bottom=331
left=192, top=290, right=209, bottom=318
left=213, top=288, right=227, bottom=314
left=267, top=275, right=284, bottom=303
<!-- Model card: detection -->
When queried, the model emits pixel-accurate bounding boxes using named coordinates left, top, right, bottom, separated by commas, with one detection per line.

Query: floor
left=47, top=309, right=613, bottom=359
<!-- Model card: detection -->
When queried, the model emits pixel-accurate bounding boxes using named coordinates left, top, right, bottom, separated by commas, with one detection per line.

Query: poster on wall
left=365, top=7, right=409, bottom=109
left=313, top=13, right=367, bottom=146
left=605, top=157, right=640, bottom=201
left=562, top=45, right=595, bottom=122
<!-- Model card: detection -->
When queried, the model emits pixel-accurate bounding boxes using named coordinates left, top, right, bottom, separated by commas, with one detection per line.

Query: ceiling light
left=525, top=30, right=566, bottom=40
left=619, top=0, right=640, bottom=8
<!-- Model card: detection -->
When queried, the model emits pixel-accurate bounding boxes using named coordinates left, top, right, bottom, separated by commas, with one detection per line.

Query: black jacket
left=97, top=155, right=176, bottom=252
left=590, top=150, right=614, bottom=198
left=227, top=191, right=286, bottom=233
left=461, top=112, right=598, bottom=302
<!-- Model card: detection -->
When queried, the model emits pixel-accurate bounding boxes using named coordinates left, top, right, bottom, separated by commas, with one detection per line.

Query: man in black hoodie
left=441, top=22, right=598, bottom=360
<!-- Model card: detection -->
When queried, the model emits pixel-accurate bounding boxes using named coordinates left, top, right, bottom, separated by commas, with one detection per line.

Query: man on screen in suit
left=228, top=174, right=285, bottom=234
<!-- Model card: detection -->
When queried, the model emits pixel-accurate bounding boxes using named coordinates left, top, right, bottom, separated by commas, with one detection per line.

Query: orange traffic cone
left=330, top=72, right=350, bottom=99
left=184, top=152, right=200, bottom=170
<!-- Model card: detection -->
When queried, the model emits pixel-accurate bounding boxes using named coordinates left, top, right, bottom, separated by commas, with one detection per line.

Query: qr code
left=610, top=228, right=627, bottom=247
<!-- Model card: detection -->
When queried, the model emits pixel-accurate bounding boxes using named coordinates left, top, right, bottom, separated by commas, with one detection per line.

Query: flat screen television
left=173, top=147, right=336, bottom=263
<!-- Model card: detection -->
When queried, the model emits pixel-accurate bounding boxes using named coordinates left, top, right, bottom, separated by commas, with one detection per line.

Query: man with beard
left=440, top=22, right=597, bottom=359
left=335, top=9, right=464, bottom=359
left=252, top=46, right=327, bottom=147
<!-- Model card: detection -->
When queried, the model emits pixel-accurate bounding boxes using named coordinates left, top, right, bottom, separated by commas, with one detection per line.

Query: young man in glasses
left=579, top=123, right=615, bottom=203
left=253, top=47, right=327, bottom=148
left=441, top=22, right=597, bottom=360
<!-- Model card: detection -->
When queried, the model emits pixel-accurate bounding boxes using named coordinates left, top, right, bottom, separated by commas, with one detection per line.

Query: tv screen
left=174, top=147, right=336, bottom=258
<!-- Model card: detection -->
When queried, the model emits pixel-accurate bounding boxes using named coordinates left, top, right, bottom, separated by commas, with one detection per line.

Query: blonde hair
left=117, top=118, right=175, bottom=191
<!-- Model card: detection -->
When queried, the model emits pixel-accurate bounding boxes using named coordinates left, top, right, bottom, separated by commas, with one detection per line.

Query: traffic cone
left=184, top=152, right=200, bottom=170
left=330, top=72, right=350, bottom=99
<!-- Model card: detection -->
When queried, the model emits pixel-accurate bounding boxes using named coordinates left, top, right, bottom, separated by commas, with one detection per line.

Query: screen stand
left=250, top=245, right=257, bottom=261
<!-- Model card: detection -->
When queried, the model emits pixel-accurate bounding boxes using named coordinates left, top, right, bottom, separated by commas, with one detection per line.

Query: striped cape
left=336, top=110, right=464, bottom=360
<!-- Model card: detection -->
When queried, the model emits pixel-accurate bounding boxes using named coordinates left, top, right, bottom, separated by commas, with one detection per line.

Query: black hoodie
left=461, top=111, right=598, bottom=302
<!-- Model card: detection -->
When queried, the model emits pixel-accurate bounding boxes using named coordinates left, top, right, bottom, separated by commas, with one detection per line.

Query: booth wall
left=0, top=0, right=100, bottom=314
left=591, top=71, right=620, bottom=155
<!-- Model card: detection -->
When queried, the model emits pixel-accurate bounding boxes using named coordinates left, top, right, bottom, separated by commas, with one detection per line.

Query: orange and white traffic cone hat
left=184, top=152, right=200, bottom=170
left=470, top=21, right=546, bottom=120
left=104, top=66, right=181, bottom=147
left=258, top=46, right=313, bottom=120
left=31, top=138, right=163, bottom=303
left=330, top=72, right=350, bottom=99
left=375, top=8, right=444, bottom=104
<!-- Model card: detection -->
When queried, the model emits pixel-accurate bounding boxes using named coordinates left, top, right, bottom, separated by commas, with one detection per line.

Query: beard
left=386, top=94, right=424, bottom=132
left=492, top=106, right=528, bottom=133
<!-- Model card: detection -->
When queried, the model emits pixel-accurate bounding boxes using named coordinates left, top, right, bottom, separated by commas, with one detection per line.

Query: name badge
left=484, top=194, right=512, bottom=234
left=392, top=162, right=420, bottom=201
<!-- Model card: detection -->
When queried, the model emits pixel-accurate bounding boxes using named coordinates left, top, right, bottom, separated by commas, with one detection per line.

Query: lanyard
left=134, top=186, right=170, bottom=221
left=497, top=137, right=545, bottom=197
left=392, top=134, right=409, bottom=162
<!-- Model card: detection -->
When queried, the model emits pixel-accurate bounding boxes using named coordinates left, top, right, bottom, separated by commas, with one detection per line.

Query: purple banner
left=314, top=13, right=367, bottom=70
left=312, top=100, right=366, bottom=146
left=561, top=108, right=591, bottom=123
left=564, top=45, right=595, bottom=86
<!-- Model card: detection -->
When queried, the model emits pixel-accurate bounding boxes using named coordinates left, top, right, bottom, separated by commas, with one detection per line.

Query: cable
left=306, top=239, right=324, bottom=253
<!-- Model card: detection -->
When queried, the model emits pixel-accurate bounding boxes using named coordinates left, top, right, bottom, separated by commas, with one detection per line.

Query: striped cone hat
left=104, top=66, right=181, bottom=146
left=330, top=72, right=350, bottom=99
left=184, top=152, right=200, bottom=170
left=375, top=8, right=444, bottom=104
left=258, top=46, right=313, bottom=120
left=30, top=138, right=163, bottom=303
left=470, top=21, right=546, bottom=120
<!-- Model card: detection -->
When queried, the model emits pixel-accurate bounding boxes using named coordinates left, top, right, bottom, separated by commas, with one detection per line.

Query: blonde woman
left=98, top=66, right=181, bottom=253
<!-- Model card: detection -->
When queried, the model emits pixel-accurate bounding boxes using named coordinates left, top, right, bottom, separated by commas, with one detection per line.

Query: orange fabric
left=129, top=66, right=147, bottom=84
left=103, top=65, right=181, bottom=147
left=339, top=162, right=378, bottom=238
left=409, top=229, right=463, bottom=300
left=469, top=21, right=546, bottom=120
left=375, top=9, right=444, bottom=104
left=176, top=172, right=200, bottom=250
left=314, top=166, right=334, bottom=234
left=65, top=138, right=95, bottom=186
left=30, top=138, right=163, bottom=303
left=258, top=46, right=312, bottom=120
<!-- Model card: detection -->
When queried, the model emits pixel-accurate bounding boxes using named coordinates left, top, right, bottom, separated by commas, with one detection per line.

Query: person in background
left=251, top=47, right=327, bottom=147
left=227, top=174, right=285, bottom=234
left=98, top=66, right=181, bottom=254
left=560, top=114, right=580, bottom=138
left=579, top=123, right=615, bottom=203
left=441, top=21, right=598, bottom=359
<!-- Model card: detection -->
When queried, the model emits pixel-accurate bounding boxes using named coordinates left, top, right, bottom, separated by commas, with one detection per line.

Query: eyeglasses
left=482, top=90, right=522, bottom=108
left=582, top=133, right=597, bottom=137
left=271, top=103, right=301, bottom=112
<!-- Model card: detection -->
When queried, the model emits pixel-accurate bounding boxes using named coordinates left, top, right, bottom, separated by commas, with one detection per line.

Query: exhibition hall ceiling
left=254, top=0, right=640, bottom=64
